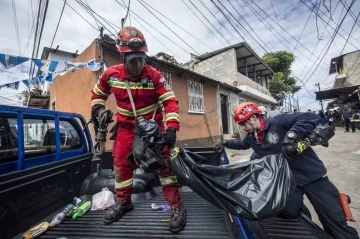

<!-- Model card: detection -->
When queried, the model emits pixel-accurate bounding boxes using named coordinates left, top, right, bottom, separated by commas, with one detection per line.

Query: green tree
left=262, top=51, right=301, bottom=105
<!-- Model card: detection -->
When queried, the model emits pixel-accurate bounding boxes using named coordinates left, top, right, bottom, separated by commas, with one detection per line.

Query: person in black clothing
left=221, top=102, right=359, bottom=238
left=318, top=110, right=325, bottom=126
left=342, top=105, right=355, bottom=132
left=325, top=108, right=335, bottom=131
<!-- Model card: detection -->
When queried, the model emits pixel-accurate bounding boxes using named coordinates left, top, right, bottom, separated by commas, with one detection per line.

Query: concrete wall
left=193, top=48, right=272, bottom=99
left=344, top=51, right=360, bottom=85
left=194, top=48, right=237, bottom=85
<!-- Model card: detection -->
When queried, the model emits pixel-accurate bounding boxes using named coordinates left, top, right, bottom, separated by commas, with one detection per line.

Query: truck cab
left=0, top=105, right=330, bottom=239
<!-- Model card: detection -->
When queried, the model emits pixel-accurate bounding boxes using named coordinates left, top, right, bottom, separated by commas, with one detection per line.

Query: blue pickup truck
left=0, top=105, right=330, bottom=239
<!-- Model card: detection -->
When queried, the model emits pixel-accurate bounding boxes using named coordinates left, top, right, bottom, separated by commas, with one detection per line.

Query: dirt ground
left=226, top=127, right=360, bottom=233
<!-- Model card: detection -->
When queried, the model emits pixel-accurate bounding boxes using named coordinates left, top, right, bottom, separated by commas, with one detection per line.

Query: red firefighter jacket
left=91, top=64, right=180, bottom=130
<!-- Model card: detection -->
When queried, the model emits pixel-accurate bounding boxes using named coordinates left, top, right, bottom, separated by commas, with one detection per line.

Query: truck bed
left=38, top=192, right=237, bottom=239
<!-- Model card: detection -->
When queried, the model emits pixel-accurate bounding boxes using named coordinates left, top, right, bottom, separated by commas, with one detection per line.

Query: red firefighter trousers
left=112, top=126, right=182, bottom=208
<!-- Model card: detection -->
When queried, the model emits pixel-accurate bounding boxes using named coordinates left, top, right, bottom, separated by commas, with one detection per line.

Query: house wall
left=193, top=48, right=273, bottom=102
left=344, top=51, right=360, bottom=85
left=194, top=48, right=237, bottom=86
left=48, top=40, right=108, bottom=149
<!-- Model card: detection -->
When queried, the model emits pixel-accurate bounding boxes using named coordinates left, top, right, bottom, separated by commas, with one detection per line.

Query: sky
left=0, top=0, right=359, bottom=110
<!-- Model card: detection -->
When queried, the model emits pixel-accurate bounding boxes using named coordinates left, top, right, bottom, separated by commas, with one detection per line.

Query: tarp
left=170, top=148, right=296, bottom=220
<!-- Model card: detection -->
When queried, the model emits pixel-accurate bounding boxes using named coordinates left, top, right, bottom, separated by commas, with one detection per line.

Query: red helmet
left=234, top=102, right=262, bottom=123
left=116, top=26, right=148, bottom=53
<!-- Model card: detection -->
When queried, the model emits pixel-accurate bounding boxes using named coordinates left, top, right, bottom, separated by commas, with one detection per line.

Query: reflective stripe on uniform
left=93, top=84, right=110, bottom=97
left=159, top=175, right=177, bottom=185
left=109, top=77, right=155, bottom=90
left=170, top=147, right=180, bottom=160
left=117, top=103, right=158, bottom=117
left=91, top=99, right=106, bottom=106
left=165, top=112, right=179, bottom=122
left=115, top=178, right=133, bottom=189
left=159, top=91, right=175, bottom=103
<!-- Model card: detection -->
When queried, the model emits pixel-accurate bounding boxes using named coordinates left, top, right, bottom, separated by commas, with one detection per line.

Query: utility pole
left=297, top=96, right=300, bottom=111
left=315, top=83, right=324, bottom=111
left=288, top=93, right=292, bottom=112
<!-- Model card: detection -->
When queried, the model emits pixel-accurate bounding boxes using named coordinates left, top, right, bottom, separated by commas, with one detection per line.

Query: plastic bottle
left=72, top=201, right=92, bottom=219
left=50, top=204, right=74, bottom=227
left=220, top=148, right=229, bottom=165
left=151, top=203, right=171, bottom=211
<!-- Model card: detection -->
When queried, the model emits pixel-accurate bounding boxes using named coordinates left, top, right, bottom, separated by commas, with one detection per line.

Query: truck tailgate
left=39, top=192, right=237, bottom=239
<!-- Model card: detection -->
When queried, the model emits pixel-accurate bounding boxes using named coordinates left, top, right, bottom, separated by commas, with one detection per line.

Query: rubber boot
left=103, top=200, right=133, bottom=224
left=169, top=203, right=186, bottom=233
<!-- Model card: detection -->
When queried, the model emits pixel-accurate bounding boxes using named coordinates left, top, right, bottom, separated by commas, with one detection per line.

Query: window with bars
left=157, top=68, right=172, bottom=86
left=187, top=78, right=204, bottom=113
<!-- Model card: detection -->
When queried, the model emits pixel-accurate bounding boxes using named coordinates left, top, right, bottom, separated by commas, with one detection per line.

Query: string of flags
left=0, top=53, right=104, bottom=90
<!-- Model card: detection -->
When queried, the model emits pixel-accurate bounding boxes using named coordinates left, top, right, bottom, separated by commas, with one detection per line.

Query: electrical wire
left=340, top=12, right=360, bottom=55
left=303, top=0, right=356, bottom=85
left=316, top=0, right=323, bottom=40
left=297, top=0, right=342, bottom=79
left=11, top=0, right=22, bottom=55
left=181, top=0, right=226, bottom=47
left=339, top=0, right=360, bottom=28
left=237, top=0, right=315, bottom=99
left=138, top=0, right=215, bottom=51
left=115, top=0, right=246, bottom=85
left=76, top=0, right=118, bottom=34
left=62, top=0, right=97, bottom=30
left=50, top=0, right=66, bottom=49
left=218, top=0, right=271, bottom=54
left=302, top=0, right=360, bottom=46
left=188, top=0, right=232, bottom=46
left=84, top=0, right=100, bottom=29
left=292, top=5, right=313, bottom=53
left=121, top=0, right=130, bottom=28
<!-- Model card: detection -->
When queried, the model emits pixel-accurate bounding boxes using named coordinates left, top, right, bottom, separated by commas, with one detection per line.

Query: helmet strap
left=247, top=116, right=261, bottom=144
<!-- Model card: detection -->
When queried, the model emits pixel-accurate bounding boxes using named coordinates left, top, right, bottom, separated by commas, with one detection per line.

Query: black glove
left=91, top=105, right=105, bottom=126
left=165, top=128, right=176, bottom=148
left=216, top=141, right=228, bottom=153
left=281, top=131, right=300, bottom=160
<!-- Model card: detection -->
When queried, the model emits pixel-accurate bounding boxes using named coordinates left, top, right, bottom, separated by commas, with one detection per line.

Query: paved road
left=225, top=127, right=360, bottom=233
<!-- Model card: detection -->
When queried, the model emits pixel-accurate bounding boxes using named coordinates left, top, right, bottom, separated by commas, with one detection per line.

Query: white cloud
left=0, top=0, right=359, bottom=110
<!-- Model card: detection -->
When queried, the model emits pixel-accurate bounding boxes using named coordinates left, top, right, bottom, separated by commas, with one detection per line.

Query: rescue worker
left=90, top=26, right=186, bottom=233
left=220, top=102, right=359, bottom=238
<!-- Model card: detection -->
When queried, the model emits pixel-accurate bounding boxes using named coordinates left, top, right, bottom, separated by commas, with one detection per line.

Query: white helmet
left=258, top=106, right=267, bottom=115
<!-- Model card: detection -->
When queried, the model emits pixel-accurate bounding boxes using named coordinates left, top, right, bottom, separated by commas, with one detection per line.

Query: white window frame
left=157, top=68, right=172, bottom=86
left=187, top=78, right=204, bottom=114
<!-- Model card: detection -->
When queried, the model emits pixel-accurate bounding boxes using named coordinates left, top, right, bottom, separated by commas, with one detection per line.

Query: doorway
left=220, top=94, right=229, bottom=134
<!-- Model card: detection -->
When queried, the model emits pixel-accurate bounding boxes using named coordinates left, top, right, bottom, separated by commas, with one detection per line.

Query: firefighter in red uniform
left=90, top=26, right=186, bottom=233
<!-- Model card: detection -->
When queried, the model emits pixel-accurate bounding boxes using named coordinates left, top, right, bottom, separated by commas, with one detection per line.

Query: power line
left=303, top=0, right=356, bottom=85
left=338, top=0, right=360, bottom=28
left=62, top=0, right=97, bottom=30
left=50, top=0, right=66, bottom=49
left=76, top=0, right=118, bottom=34
left=180, top=1, right=225, bottom=47
left=222, top=0, right=272, bottom=53
left=292, top=5, right=313, bottom=53
left=302, top=0, right=360, bottom=47
left=248, top=0, right=332, bottom=67
left=11, top=0, right=22, bottom=55
left=340, top=11, right=360, bottom=55
left=188, top=0, right=233, bottom=46
left=115, top=0, right=246, bottom=85
left=138, top=0, right=215, bottom=51
left=297, top=0, right=342, bottom=79
left=121, top=0, right=130, bottom=28
left=237, top=0, right=315, bottom=99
